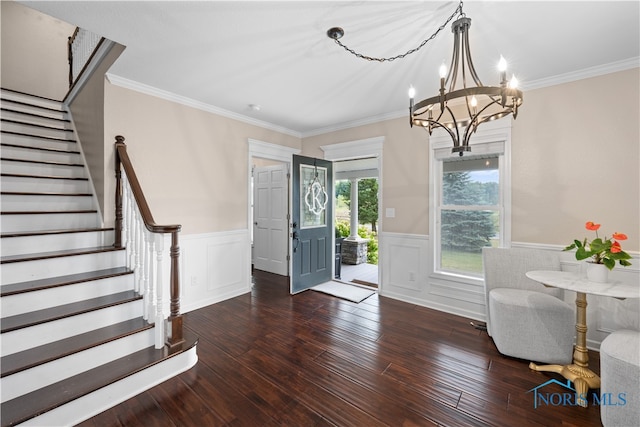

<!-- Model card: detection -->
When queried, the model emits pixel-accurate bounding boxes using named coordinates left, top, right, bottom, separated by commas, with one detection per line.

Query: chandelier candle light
left=409, top=9, right=523, bottom=155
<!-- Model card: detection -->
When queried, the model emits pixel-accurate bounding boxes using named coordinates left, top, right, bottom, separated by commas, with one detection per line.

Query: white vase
left=586, top=262, right=609, bottom=283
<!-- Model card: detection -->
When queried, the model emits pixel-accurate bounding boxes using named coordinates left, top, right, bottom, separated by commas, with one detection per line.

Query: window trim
left=429, top=119, right=512, bottom=282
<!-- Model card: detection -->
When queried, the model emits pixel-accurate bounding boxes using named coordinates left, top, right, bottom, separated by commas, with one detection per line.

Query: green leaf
left=563, top=243, right=576, bottom=251
left=603, top=258, right=615, bottom=270
left=619, top=259, right=632, bottom=267
left=589, top=239, right=606, bottom=253
left=575, top=247, right=591, bottom=260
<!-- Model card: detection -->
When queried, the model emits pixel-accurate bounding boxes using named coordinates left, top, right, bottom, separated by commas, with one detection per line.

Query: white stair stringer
left=0, top=299, right=144, bottom=357
left=1, top=328, right=155, bottom=403
left=20, top=346, right=198, bottom=427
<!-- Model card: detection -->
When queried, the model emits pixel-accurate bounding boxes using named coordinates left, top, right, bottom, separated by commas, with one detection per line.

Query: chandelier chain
left=333, top=1, right=464, bottom=63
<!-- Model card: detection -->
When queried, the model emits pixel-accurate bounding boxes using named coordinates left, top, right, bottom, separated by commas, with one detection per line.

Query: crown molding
left=522, top=57, right=640, bottom=91
left=105, top=73, right=301, bottom=139
left=106, top=57, right=639, bottom=140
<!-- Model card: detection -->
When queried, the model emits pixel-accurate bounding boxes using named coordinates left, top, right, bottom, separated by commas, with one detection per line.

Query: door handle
left=292, top=231, right=299, bottom=252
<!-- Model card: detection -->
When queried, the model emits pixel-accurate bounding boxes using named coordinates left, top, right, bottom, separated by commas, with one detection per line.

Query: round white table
left=525, top=270, right=639, bottom=407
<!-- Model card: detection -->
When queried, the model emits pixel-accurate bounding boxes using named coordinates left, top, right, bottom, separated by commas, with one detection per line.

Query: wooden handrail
left=67, top=27, right=79, bottom=88
left=114, top=135, right=184, bottom=349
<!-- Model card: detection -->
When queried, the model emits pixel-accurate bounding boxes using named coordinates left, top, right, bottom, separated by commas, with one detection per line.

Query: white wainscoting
left=378, top=233, right=640, bottom=349
left=379, top=232, right=487, bottom=321
left=178, top=229, right=251, bottom=314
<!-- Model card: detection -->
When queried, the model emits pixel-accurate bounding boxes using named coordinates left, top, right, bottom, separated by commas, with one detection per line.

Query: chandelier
left=327, top=1, right=523, bottom=156
left=409, top=11, right=523, bottom=155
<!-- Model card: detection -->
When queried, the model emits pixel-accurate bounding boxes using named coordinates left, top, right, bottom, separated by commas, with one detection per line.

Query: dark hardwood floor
left=81, top=270, right=602, bottom=426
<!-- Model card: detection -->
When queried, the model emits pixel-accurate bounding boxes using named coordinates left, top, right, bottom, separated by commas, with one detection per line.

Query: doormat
left=311, top=281, right=375, bottom=303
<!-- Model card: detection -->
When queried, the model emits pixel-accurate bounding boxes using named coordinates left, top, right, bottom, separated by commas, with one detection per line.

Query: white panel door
left=253, top=163, right=288, bottom=276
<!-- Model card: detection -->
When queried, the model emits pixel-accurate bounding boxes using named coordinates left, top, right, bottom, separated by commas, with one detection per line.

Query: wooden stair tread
left=0, top=331, right=197, bottom=427
left=1, top=227, right=114, bottom=238
left=0, top=130, right=75, bottom=143
left=1, top=172, right=88, bottom=181
left=1, top=266, right=131, bottom=296
left=1, top=317, right=152, bottom=377
left=0, top=290, right=141, bottom=333
left=1, top=142, right=80, bottom=154
left=0, top=107, right=71, bottom=123
left=0, top=97, right=64, bottom=114
left=0, top=245, right=122, bottom=264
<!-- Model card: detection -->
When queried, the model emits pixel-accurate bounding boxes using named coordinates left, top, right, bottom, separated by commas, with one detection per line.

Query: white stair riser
left=0, top=299, right=144, bottom=357
left=0, top=102, right=67, bottom=120
left=1, top=121, right=74, bottom=140
left=1, top=275, right=134, bottom=317
left=1, top=194, right=95, bottom=211
left=0, top=132, right=77, bottom=151
left=0, top=109, right=72, bottom=129
left=0, top=176, right=91, bottom=193
left=1, top=249, right=126, bottom=284
left=21, top=347, right=198, bottom=427
left=0, top=160, right=86, bottom=178
left=1, top=230, right=114, bottom=257
left=1, top=145, right=81, bottom=164
left=0, top=328, right=154, bottom=403
left=1, top=90, right=65, bottom=111
left=0, top=212, right=100, bottom=233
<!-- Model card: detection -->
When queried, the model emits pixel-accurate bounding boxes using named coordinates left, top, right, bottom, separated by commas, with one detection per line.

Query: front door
left=253, top=163, right=288, bottom=276
left=290, top=155, right=333, bottom=294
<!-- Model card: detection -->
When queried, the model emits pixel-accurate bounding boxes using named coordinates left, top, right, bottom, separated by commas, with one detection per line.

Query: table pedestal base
left=529, top=362, right=600, bottom=407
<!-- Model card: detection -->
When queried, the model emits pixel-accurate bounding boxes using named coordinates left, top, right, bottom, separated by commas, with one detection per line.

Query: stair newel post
left=154, top=233, right=165, bottom=349
left=166, top=230, right=184, bottom=349
left=114, top=136, right=124, bottom=248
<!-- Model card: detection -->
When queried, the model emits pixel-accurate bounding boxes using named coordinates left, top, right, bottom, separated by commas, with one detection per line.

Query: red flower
left=612, top=232, right=628, bottom=241
left=585, top=221, right=601, bottom=231
left=611, top=241, right=622, bottom=253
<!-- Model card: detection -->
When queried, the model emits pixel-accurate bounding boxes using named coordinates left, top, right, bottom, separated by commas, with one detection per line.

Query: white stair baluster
left=143, top=229, right=153, bottom=322
left=154, top=234, right=165, bottom=349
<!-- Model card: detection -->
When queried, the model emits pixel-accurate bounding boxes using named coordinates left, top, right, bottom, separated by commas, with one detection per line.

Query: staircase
left=0, top=88, right=197, bottom=426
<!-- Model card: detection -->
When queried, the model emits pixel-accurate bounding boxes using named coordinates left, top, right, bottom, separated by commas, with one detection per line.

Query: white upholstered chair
left=482, top=247, right=574, bottom=364
left=600, top=329, right=640, bottom=427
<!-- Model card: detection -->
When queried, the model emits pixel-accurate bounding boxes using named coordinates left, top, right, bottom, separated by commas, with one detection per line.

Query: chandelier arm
left=330, top=1, right=463, bottom=63
left=461, top=21, right=483, bottom=87
left=424, top=119, right=459, bottom=145
left=448, top=29, right=460, bottom=93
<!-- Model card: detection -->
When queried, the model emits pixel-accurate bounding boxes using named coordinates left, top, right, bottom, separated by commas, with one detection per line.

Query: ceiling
left=21, top=1, right=640, bottom=137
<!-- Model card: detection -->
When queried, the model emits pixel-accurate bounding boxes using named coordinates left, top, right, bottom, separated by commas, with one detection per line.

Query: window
left=439, top=157, right=500, bottom=275
left=430, top=120, right=511, bottom=279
